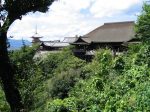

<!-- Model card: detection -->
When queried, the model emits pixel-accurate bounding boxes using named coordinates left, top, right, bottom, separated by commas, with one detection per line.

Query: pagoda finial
left=35, top=24, right=38, bottom=34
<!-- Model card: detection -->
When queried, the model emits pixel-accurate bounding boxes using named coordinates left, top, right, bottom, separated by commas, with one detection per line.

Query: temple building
left=69, top=21, right=139, bottom=59
left=32, top=21, right=140, bottom=59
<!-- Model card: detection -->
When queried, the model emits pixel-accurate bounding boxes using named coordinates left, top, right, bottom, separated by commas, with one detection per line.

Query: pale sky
left=7, top=0, right=145, bottom=41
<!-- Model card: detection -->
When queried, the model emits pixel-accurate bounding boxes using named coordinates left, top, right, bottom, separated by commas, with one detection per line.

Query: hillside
left=0, top=2, right=150, bottom=112
left=1, top=43, right=150, bottom=111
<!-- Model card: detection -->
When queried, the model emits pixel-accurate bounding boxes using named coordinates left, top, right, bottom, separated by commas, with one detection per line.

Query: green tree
left=136, top=2, right=150, bottom=43
left=0, top=0, right=55, bottom=111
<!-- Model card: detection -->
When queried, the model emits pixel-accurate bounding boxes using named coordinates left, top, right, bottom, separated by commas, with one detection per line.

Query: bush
left=38, top=53, right=62, bottom=77
left=0, top=86, right=10, bottom=112
left=46, top=99, right=69, bottom=112
left=47, top=55, right=86, bottom=99
left=47, top=69, right=81, bottom=99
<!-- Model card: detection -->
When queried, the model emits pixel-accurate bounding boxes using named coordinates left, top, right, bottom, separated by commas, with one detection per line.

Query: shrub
left=38, top=53, right=62, bottom=77
left=46, top=99, right=69, bottom=112
left=0, top=86, right=10, bottom=112
left=47, top=68, right=82, bottom=99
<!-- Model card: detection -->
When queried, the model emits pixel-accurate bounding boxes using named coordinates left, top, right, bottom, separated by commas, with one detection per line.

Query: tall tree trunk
left=0, top=24, right=24, bottom=111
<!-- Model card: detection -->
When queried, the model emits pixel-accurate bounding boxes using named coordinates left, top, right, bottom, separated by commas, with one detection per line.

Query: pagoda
left=31, top=27, right=42, bottom=44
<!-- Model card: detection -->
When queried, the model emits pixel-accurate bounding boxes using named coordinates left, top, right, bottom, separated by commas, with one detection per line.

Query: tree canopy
left=1, top=0, right=55, bottom=28
left=136, top=2, right=150, bottom=43
left=0, top=0, right=55, bottom=111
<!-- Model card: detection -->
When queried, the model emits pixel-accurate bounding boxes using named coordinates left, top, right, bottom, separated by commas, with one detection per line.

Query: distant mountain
left=8, top=39, right=31, bottom=50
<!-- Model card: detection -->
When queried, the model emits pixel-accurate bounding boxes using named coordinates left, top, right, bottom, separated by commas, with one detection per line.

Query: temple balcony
left=72, top=49, right=86, bottom=55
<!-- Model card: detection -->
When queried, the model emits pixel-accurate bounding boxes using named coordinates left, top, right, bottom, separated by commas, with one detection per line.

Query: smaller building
left=39, top=37, right=76, bottom=51
left=31, top=32, right=43, bottom=44
left=40, top=41, right=69, bottom=51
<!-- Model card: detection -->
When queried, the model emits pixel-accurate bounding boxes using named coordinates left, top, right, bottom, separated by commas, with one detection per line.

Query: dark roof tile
left=83, top=21, right=135, bottom=43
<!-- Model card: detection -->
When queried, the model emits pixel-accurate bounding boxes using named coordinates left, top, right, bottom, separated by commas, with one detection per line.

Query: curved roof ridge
left=104, top=21, right=134, bottom=25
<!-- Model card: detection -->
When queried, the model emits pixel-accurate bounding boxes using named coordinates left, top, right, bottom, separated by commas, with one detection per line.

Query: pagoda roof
left=31, top=33, right=43, bottom=38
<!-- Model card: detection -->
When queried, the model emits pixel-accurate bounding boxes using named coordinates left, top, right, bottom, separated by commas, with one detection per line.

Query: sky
left=7, top=0, right=145, bottom=41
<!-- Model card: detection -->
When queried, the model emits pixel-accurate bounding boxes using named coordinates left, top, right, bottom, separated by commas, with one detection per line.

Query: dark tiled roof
left=42, top=42, right=69, bottom=47
left=70, top=37, right=90, bottom=45
left=63, top=37, right=78, bottom=43
left=83, top=21, right=135, bottom=43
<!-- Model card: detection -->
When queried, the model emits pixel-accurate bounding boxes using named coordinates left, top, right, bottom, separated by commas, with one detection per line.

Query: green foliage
left=5, top=42, right=150, bottom=112
left=47, top=49, right=86, bottom=99
left=0, top=86, right=10, bottom=112
left=9, top=45, right=38, bottom=78
left=136, top=2, right=150, bottom=42
left=10, top=45, right=38, bottom=62
left=46, top=44, right=150, bottom=111
left=82, top=49, right=113, bottom=80
left=55, top=55, right=86, bottom=73
left=2, top=35, right=150, bottom=112
left=7, top=45, right=86, bottom=111
left=46, top=99, right=69, bottom=112
left=47, top=69, right=81, bottom=99
left=9, top=46, right=48, bottom=111
left=38, top=46, right=76, bottom=77
left=1, top=0, right=55, bottom=25
left=0, top=0, right=55, bottom=111
left=38, top=53, right=62, bottom=77
left=113, top=55, right=125, bottom=73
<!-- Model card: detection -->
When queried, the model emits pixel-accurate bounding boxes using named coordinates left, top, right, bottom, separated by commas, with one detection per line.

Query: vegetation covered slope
left=0, top=2, right=150, bottom=112
left=46, top=44, right=150, bottom=112
left=0, top=42, right=150, bottom=112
